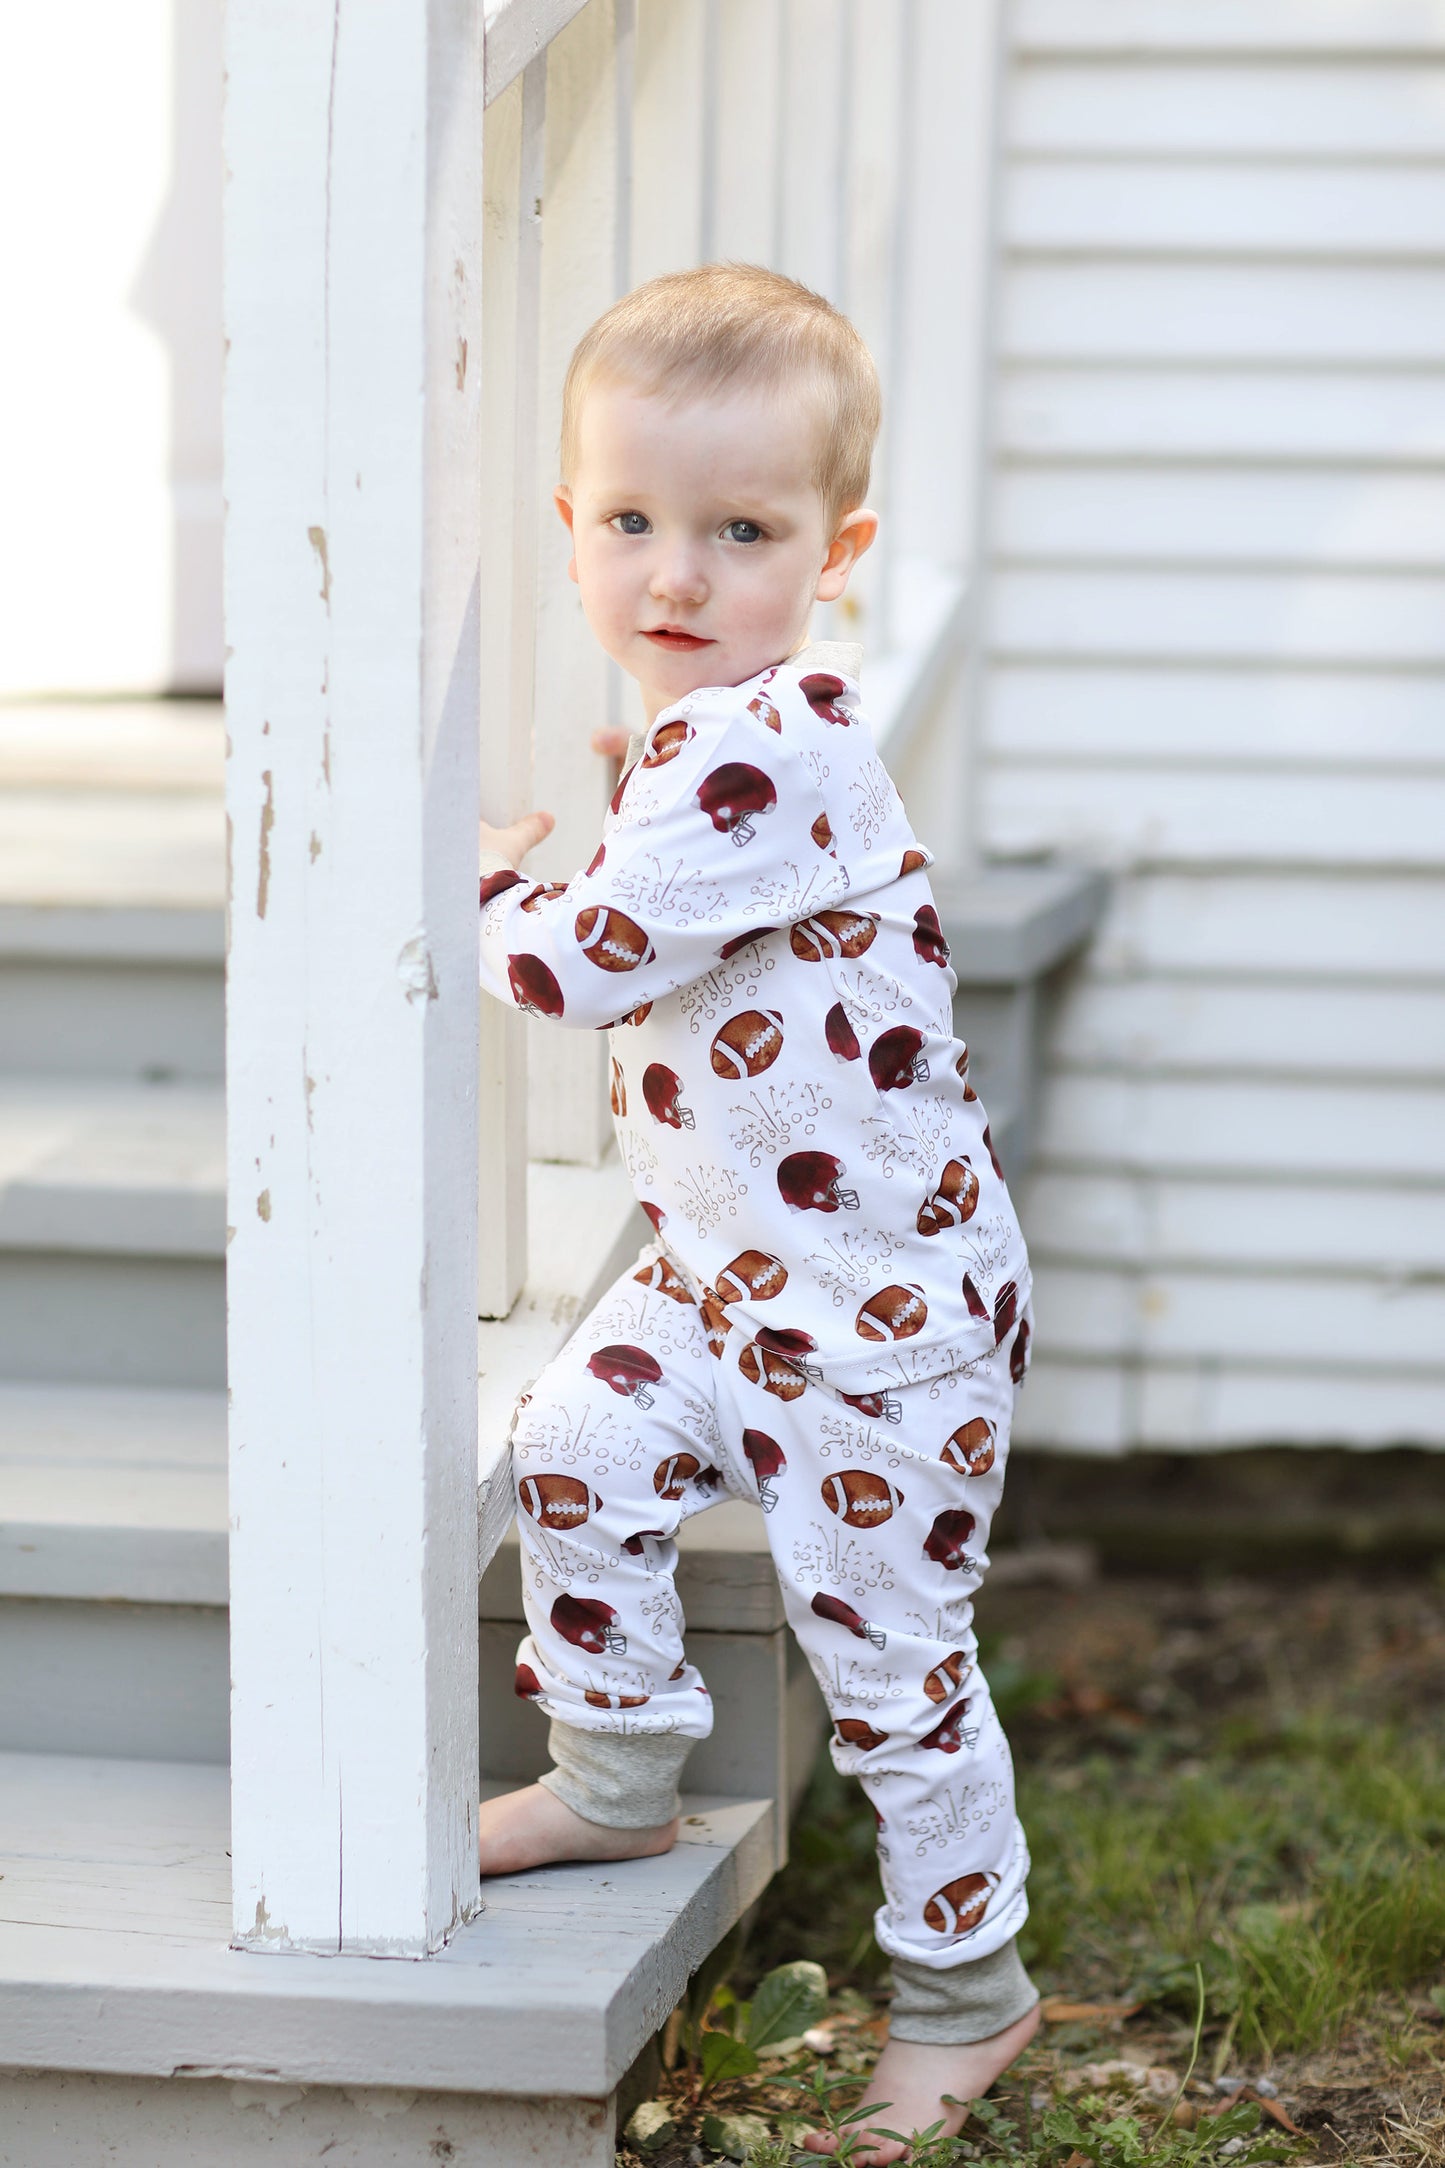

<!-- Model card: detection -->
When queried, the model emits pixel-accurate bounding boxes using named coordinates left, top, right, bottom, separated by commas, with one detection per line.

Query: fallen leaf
left=1258, top=2097, right=1306, bottom=2137
left=1041, top=1997, right=1142, bottom=2024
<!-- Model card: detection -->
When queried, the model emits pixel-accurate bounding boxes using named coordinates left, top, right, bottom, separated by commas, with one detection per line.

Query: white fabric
left=479, top=650, right=1031, bottom=1389
left=509, top=1243, right=1033, bottom=1971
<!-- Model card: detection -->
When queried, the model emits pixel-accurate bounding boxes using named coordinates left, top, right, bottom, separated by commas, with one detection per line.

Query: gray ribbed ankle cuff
left=888, top=1937, right=1039, bottom=2045
left=537, top=1720, right=693, bottom=1829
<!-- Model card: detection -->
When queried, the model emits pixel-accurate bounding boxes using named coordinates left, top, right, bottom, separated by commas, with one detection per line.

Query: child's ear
left=553, top=485, right=578, bottom=584
left=816, top=507, right=878, bottom=603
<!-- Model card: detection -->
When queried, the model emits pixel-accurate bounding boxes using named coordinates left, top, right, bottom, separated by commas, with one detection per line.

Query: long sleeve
left=479, top=687, right=851, bottom=1031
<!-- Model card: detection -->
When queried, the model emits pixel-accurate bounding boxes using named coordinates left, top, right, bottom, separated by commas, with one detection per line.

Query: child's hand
left=479, top=808, right=555, bottom=867
left=590, top=725, right=631, bottom=761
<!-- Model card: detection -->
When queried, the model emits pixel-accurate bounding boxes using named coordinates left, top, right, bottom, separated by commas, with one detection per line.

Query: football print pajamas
left=480, top=642, right=1038, bottom=2020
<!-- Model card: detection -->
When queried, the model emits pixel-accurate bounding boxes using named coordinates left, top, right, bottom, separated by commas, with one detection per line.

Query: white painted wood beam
left=224, top=0, right=483, bottom=1954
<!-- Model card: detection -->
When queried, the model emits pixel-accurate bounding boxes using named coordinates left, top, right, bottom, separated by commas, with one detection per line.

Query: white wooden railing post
left=224, top=0, right=483, bottom=1954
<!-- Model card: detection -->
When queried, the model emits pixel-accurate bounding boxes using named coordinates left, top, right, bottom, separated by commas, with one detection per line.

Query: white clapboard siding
left=973, top=2, right=1445, bottom=1452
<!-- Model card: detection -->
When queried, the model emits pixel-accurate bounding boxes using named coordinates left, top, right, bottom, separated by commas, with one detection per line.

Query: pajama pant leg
left=718, top=1315, right=1034, bottom=1977
left=510, top=1249, right=736, bottom=1753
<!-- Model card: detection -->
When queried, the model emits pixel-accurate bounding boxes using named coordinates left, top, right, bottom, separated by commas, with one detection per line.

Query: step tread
left=0, top=1077, right=224, bottom=1257
left=0, top=703, right=225, bottom=794
left=0, top=1749, right=774, bottom=2095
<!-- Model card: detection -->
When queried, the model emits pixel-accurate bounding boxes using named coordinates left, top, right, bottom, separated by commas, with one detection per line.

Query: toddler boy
left=476, top=265, right=1039, bottom=2163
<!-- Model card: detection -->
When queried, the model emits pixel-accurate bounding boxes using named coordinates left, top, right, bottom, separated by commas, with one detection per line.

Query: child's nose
left=649, top=547, right=708, bottom=605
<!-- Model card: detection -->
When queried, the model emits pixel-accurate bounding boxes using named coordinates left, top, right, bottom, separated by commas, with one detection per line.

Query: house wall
left=979, top=0, right=1445, bottom=1453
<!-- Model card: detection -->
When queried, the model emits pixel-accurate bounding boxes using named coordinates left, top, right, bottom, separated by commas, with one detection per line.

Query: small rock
left=624, top=2100, right=677, bottom=2152
left=1255, top=2078, right=1279, bottom=2099
left=802, top=2025, right=835, bottom=2053
left=1030, top=2091, right=1051, bottom=2111
left=1220, top=2140, right=1246, bottom=2158
left=1216, top=2076, right=1249, bottom=2095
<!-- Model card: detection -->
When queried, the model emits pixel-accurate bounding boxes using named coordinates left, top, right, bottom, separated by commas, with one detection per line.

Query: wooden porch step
left=0, top=1747, right=774, bottom=2164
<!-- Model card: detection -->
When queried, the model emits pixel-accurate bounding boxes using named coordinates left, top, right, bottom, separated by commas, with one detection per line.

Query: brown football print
left=923, top=1870, right=997, bottom=1937
left=1010, top=1317, right=1031, bottom=1384
left=584, top=1689, right=650, bottom=1709
left=820, top=1467, right=905, bottom=1528
left=924, top=1509, right=977, bottom=1571
left=550, top=1593, right=625, bottom=1654
left=620, top=999, right=653, bottom=1027
left=633, top=1255, right=695, bottom=1304
left=642, top=718, right=693, bottom=767
left=609, top=763, right=636, bottom=816
left=790, top=908, right=879, bottom=962
left=834, top=1718, right=889, bottom=1752
left=811, top=811, right=835, bottom=852
left=825, top=1002, right=862, bottom=1062
left=586, top=1343, right=663, bottom=1407
left=517, top=1472, right=599, bottom=1530
left=574, top=904, right=655, bottom=972
left=811, top=1591, right=886, bottom=1649
left=924, top=1650, right=971, bottom=1704
left=653, top=1451, right=703, bottom=1500
left=983, top=1122, right=1004, bottom=1179
left=507, top=953, right=565, bottom=1018
left=747, top=692, right=782, bottom=732
left=777, top=1150, right=859, bottom=1214
left=480, top=868, right=526, bottom=908
left=963, top=1273, right=988, bottom=1321
left=993, top=1279, right=1019, bottom=1345
left=699, top=1292, right=733, bottom=1359
left=520, top=880, right=568, bottom=914
left=920, top=1697, right=974, bottom=1753
left=710, top=1008, right=784, bottom=1079
left=917, top=1158, right=979, bottom=1236
left=941, top=1418, right=995, bottom=1478
left=856, top=1284, right=929, bottom=1342
left=696, top=762, right=777, bottom=845
left=955, top=1044, right=977, bottom=1100
left=738, top=1340, right=807, bottom=1400
left=609, top=1057, right=627, bottom=1117
left=718, top=925, right=779, bottom=959
left=869, top=1024, right=930, bottom=1091
left=715, top=1249, right=789, bottom=1304
left=900, top=848, right=930, bottom=877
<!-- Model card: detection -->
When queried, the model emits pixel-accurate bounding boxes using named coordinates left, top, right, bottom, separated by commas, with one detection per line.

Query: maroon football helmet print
left=696, top=762, right=777, bottom=845
left=742, top=1428, right=786, bottom=1511
left=924, top=1650, right=972, bottom=1704
left=799, top=672, right=853, bottom=725
left=508, top=953, right=565, bottom=1019
left=825, top=1002, right=862, bottom=1063
left=640, top=1199, right=667, bottom=1237
left=642, top=1062, right=693, bottom=1129
left=480, top=868, right=526, bottom=908
left=642, top=718, right=693, bottom=767
left=777, top=1150, right=859, bottom=1214
left=514, top=1662, right=544, bottom=1699
left=790, top=908, right=878, bottom=962
left=856, top=1284, right=929, bottom=1342
left=1010, top=1316, right=1031, bottom=1384
left=917, top=1158, right=979, bottom=1237
left=586, top=1343, right=663, bottom=1408
left=755, top=1324, right=818, bottom=1365
left=574, top=904, right=655, bottom=972
left=551, top=1592, right=626, bottom=1655
left=983, top=1121, right=1005, bottom=1179
left=841, top=1387, right=903, bottom=1426
left=835, top=1718, right=889, bottom=1752
left=714, top=1249, right=788, bottom=1304
left=912, top=904, right=951, bottom=967
left=925, top=1508, right=977, bottom=1572
left=608, top=764, right=635, bottom=817
left=924, top=1870, right=997, bottom=1937
left=710, top=1008, right=784, bottom=1079
left=993, top=1279, right=1019, bottom=1345
left=942, top=1418, right=995, bottom=1478
left=586, top=839, right=607, bottom=878
left=820, top=1468, right=904, bottom=1528
left=811, top=1591, right=887, bottom=1650
left=962, top=1272, right=988, bottom=1321
left=920, top=1697, right=974, bottom=1754
left=869, top=1025, right=930, bottom=1091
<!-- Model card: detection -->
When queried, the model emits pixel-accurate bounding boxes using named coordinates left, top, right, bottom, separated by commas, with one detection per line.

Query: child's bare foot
left=476, top=1782, right=678, bottom=1876
left=801, top=2003, right=1041, bottom=2165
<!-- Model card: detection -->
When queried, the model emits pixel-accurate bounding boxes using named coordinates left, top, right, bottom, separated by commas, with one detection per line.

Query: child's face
left=556, top=378, right=875, bottom=721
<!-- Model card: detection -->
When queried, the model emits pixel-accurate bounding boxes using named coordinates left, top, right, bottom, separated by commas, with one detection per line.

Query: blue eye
left=725, top=520, right=763, bottom=544
left=613, top=512, right=650, bottom=535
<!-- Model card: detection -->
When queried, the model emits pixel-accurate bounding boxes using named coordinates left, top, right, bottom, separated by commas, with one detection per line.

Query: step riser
left=0, top=1258, right=225, bottom=1387
left=0, top=2070, right=618, bottom=2168
left=0, top=960, right=222, bottom=1079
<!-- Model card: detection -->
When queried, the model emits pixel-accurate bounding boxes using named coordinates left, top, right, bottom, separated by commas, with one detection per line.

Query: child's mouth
left=644, top=628, right=713, bottom=651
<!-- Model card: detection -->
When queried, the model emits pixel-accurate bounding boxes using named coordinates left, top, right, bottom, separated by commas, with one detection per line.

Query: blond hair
left=560, top=263, right=882, bottom=532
